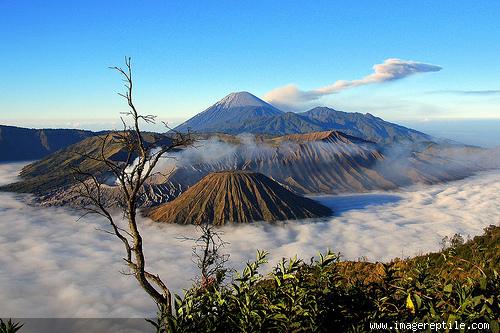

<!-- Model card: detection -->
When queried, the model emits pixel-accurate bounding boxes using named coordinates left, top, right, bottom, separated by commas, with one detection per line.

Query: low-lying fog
left=0, top=162, right=499, bottom=317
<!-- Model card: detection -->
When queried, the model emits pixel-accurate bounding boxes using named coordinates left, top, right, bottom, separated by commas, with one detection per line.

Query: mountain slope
left=0, top=125, right=94, bottom=161
left=6, top=130, right=490, bottom=208
left=0, top=132, right=169, bottom=194
left=174, top=92, right=283, bottom=133
left=161, top=131, right=393, bottom=195
left=147, top=171, right=332, bottom=225
left=300, top=107, right=431, bottom=144
left=273, top=130, right=374, bottom=145
left=173, top=92, right=431, bottom=144
left=226, top=112, right=324, bottom=136
left=225, top=107, right=431, bottom=144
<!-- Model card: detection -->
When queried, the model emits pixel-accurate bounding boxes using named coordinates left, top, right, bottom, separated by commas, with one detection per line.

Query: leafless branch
left=72, top=57, right=193, bottom=315
left=185, top=224, right=230, bottom=289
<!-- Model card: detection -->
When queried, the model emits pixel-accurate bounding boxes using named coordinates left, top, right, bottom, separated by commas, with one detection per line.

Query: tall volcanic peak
left=174, top=91, right=432, bottom=144
left=147, top=171, right=332, bottom=225
left=174, top=92, right=283, bottom=133
left=217, top=91, right=277, bottom=109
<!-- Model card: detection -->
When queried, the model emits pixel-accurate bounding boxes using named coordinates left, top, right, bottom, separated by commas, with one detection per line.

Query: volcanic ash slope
left=147, top=171, right=332, bottom=225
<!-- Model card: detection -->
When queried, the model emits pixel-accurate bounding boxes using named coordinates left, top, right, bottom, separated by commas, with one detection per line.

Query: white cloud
left=0, top=163, right=499, bottom=319
left=263, top=58, right=442, bottom=109
left=0, top=162, right=27, bottom=185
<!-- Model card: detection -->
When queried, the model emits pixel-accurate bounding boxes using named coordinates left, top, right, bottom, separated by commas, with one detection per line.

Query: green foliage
left=0, top=319, right=23, bottom=333
left=152, top=225, right=499, bottom=332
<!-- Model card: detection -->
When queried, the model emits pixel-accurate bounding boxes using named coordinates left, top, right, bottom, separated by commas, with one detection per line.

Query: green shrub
left=0, top=319, right=23, bottom=333
left=151, top=225, right=499, bottom=332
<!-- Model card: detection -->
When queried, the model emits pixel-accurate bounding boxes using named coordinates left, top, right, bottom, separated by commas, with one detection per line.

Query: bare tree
left=71, top=57, right=192, bottom=314
left=178, top=224, right=230, bottom=289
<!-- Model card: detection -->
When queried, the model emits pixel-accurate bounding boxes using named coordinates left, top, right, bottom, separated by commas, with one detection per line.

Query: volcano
left=146, top=171, right=332, bottom=225
left=174, top=91, right=283, bottom=133
left=173, top=92, right=431, bottom=144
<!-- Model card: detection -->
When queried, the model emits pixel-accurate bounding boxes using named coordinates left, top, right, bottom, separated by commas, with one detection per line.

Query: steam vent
left=147, top=171, right=332, bottom=225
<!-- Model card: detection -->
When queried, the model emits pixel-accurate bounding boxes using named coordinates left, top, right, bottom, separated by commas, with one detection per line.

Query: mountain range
left=174, top=91, right=432, bottom=144
left=0, top=125, right=94, bottom=161
left=3, top=128, right=488, bottom=210
left=1, top=91, right=433, bottom=163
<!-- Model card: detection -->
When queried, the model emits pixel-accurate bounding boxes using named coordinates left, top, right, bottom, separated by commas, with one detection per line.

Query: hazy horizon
left=2, top=117, right=499, bottom=148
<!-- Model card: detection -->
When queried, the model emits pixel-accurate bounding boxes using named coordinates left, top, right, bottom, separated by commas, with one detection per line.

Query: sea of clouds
left=0, top=162, right=499, bottom=319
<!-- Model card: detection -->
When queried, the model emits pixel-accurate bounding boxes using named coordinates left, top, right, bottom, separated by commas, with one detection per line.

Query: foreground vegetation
left=1, top=225, right=497, bottom=333
left=149, top=225, right=499, bottom=332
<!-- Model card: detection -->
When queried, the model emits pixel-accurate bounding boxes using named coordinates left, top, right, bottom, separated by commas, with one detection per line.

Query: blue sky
left=1, top=0, right=499, bottom=131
